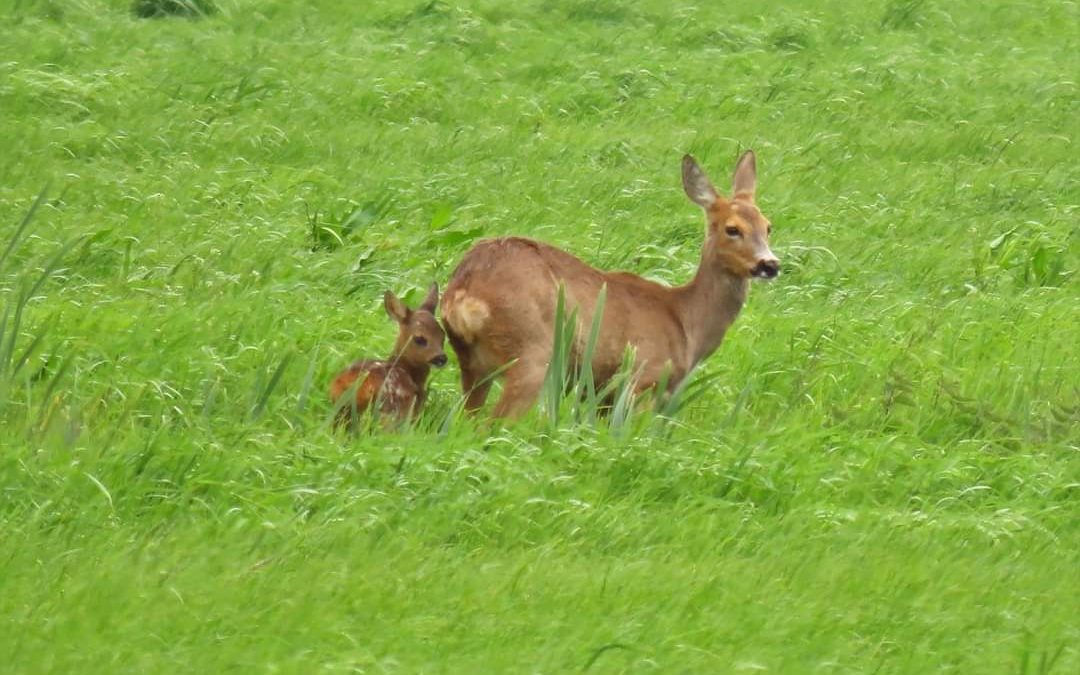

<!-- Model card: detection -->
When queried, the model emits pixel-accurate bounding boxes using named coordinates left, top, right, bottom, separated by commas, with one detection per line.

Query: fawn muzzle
left=430, top=354, right=448, bottom=367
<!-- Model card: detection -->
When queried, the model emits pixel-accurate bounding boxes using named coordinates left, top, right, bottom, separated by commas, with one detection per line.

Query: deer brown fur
left=330, top=283, right=447, bottom=429
left=441, top=151, right=779, bottom=419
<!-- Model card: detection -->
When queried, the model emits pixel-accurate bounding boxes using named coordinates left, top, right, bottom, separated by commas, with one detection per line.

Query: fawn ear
left=419, top=282, right=439, bottom=313
left=682, top=154, right=720, bottom=209
left=384, top=291, right=409, bottom=323
left=732, top=150, right=756, bottom=199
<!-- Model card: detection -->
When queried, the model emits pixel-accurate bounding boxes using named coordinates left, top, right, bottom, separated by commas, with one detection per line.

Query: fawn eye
left=767, top=224, right=773, bottom=236
left=724, top=225, right=742, bottom=238
left=413, top=335, right=428, bottom=347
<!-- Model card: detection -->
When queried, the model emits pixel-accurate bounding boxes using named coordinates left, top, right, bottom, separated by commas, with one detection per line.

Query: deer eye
left=724, top=225, right=742, bottom=238
left=766, top=224, right=773, bottom=236
left=413, top=335, right=428, bottom=347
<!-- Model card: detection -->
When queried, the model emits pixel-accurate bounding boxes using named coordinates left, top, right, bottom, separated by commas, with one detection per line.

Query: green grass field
left=2, top=0, right=1077, bottom=671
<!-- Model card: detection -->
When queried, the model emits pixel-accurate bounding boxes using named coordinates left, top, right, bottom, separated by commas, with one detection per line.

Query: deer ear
left=682, top=154, right=719, bottom=209
left=384, top=291, right=409, bottom=322
left=419, top=282, right=439, bottom=313
left=732, top=150, right=757, bottom=199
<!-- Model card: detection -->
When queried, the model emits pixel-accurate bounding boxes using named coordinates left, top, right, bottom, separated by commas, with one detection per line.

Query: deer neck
left=678, top=252, right=750, bottom=366
left=392, top=346, right=430, bottom=389
left=403, top=362, right=430, bottom=388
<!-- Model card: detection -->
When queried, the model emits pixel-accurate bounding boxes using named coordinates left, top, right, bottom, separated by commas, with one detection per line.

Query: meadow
left=1, top=0, right=1077, bottom=672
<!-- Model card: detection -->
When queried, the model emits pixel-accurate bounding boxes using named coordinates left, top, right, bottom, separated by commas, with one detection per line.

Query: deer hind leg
left=330, top=368, right=362, bottom=432
left=457, top=357, right=493, bottom=414
left=491, top=352, right=548, bottom=419
left=446, top=331, right=494, bottom=414
left=463, top=373, right=493, bottom=413
left=331, top=369, right=378, bottom=434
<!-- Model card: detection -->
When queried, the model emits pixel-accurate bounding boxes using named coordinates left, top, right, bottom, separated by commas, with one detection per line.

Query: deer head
left=385, top=283, right=447, bottom=370
left=683, top=151, right=780, bottom=280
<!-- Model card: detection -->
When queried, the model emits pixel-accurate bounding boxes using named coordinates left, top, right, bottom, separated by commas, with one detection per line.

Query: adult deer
left=441, top=151, right=779, bottom=418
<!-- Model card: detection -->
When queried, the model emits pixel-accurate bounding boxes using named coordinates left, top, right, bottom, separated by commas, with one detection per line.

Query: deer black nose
left=430, top=354, right=448, bottom=367
left=752, top=259, right=780, bottom=279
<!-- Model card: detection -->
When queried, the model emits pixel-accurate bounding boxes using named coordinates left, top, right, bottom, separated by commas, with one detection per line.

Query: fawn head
left=683, top=151, right=780, bottom=280
left=385, top=283, right=448, bottom=369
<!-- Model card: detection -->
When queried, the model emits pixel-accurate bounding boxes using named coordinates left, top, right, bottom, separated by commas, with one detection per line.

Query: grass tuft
left=132, top=0, right=217, bottom=19
left=880, top=0, right=929, bottom=31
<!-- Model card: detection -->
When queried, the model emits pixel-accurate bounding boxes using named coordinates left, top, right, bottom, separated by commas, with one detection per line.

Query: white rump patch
left=445, top=291, right=490, bottom=343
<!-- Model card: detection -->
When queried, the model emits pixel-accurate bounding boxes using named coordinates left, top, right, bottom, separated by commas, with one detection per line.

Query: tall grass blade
left=575, top=284, right=606, bottom=423
left=660, top=367, right=725, bottom=419
left=200, top=379, right=220, bottom=422
left=0, top=183, right=49, bottom=274
left=11, top=314, right=53, bottom=377
left=651, top=365, right=674, bottom=416
left=25, top=235, right=86, bottom=301
left=543, top=284, right=573, bottom=426
left=0, top=297, right=12, bottom=379
left=724, top=379, right=754, bottom=427
left=294, top=344, right=321, bottom=417
left=250, top=353, right=292, bottom=421
left=32, top=356, right=72, bottom=436
left=607, top=347, right=640, bottom=436
left=0, top=283, right=28, bottom=380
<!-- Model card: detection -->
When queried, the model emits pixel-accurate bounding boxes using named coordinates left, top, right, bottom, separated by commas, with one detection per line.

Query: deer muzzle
left=751, top=258, right=781, bottom=279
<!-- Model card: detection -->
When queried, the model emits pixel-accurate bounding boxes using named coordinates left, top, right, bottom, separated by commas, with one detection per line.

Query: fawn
left=330, top=283, right=447, bottom=429
left=441, top=151, right=779, bottom=418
